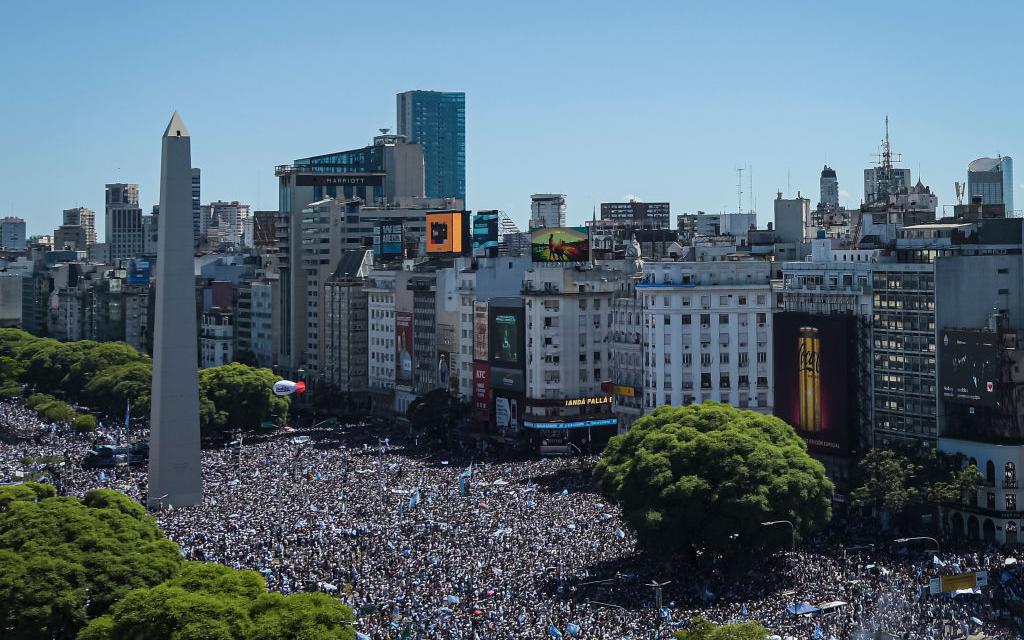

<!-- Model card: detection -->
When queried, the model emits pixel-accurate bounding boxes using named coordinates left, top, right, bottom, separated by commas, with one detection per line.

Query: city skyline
left=3, top=1, right=1023, bottom=237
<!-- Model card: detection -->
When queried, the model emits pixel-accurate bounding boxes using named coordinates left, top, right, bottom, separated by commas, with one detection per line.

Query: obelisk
left=148, top=112, right=202, bottom=507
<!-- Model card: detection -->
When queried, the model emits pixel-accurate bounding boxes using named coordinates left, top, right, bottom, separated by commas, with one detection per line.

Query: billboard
left=396, top=311, right=414, bottom=386
left=126, top=259, right=151, bottom=285
left=495, top=393, right=522, bottom=431
left=375, top=222, right=403, bottom=258
left=600, top=202, right=671, bottom=226
left=773, top=313, right=855, bottom=455
left=489, top=306, right=524, bottom=368
left=941, top=330, right=1003, bottom=408
left=436, top=352, right=451, bottom=390
left=295, top=173, right=384, bottom=187
left=530, top=226, right=590, bottom=262
left=473, top=301, right=489, bottom=361
left=472, top=363, right=492, bottom=421
left=426, top=211, right=464, bottom=254
left=473, top=211, right=499, bottom=257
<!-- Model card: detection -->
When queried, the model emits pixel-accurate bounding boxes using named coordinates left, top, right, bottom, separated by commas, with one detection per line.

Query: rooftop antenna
left=787, top=169, right=791, bottom=196
left=748, top=164, right=753, bottom=214
left=954, top=181, right=965, bottom=205
left=736, top=166, right=744, bottom=214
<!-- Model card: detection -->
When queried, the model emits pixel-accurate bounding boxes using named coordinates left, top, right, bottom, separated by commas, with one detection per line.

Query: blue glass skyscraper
left=397, top=90, right=465, bottom=201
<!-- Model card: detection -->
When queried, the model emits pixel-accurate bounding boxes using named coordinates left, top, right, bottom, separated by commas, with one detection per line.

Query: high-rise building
left=396, top=90, right=466, bottom=201
left=0, top=217, right=27, bottom=250
left=819, top=165, right=839, bottom=210
left=968, top=156, right=1013, bottom=215
left=530, top=194, right=567, bottom=228
left=191, top=168, right=201, bottom=246
left=149, top=113, right=202, bottom=508
left=105, top=183, right=143, bottom=262
left=63, top=207, right=96, bottom=245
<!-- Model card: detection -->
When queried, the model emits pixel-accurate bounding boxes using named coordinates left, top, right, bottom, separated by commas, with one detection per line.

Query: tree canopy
left=0, top=329, right=287, bottom=434
left=0, top=487, right=182, bottom=639
left=408, top=388, right=463, bottom=441
left=594, top=402, right=833, bottom=561
left=78, top=562, right=355, bottom=640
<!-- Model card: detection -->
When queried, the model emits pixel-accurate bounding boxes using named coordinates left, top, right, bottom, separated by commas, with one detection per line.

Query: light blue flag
left=567, top=623, right=581, bottom=637
left=408, top=489, right=420, bottom=511
left=548, top=626, right=563, bottom=638
left=124, top=400, right=130, bottom=428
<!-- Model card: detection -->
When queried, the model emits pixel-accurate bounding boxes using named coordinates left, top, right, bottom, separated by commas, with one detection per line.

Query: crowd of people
left=2, top=398, right=1023, bottom=639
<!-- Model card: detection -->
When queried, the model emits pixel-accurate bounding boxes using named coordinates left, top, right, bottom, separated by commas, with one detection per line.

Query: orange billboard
left=426, top=211, right=464, bottom=253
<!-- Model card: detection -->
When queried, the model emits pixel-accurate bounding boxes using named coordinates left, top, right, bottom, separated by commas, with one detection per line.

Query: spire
left=163, top=111, right=190, bottom=138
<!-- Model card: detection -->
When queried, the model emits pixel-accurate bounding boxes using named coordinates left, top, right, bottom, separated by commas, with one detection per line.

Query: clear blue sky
left=3, top=1, right=1022, bottom=238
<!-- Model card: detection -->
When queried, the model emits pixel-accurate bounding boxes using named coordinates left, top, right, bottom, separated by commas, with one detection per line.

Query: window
left=719, top=353, right=729, bottom=364
left=739, top=352, right=749, bottom=367
left=700, top=373, right=712, bottom=389
left=700, top=314, right=710, bottom=326
left=719, top=374, right=730, bottom=388
left=682, top=315, right=692, bottom=325
left=700, top=353, right=712, bottom=366
left=757, top=351, right=767, bottom=363
left=719, top=314, right=729, bottom=324
left=1007, top=494, right=1017, bottom=511
left=738, top=296, right=747, bottom=305
left=756, top=313, right=767, bottom=324
left=719, top=296, right=729, bottom=305
left=756, top=376, right=768, bottom=387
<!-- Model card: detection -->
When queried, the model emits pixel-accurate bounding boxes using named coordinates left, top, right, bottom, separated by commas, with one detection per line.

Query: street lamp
left=762, top=520, right=796, bottom=551
left=645, top=580, right=671, bottom=611
left=894, top=536, right=940, bottom=555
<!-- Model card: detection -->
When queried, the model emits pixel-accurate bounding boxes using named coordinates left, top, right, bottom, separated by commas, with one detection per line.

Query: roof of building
left=969, top=157, right=1007, bottom=172
left=333, top=250, right=370, bottom=279
left=821, top=164, right=837, bottom=178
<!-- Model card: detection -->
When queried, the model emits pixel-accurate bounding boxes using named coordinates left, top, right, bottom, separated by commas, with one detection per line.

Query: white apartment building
left=366, top=269, right=397, bottom=416
left=638, top=259, right=774, bottom=412
left=200, top=310, right=234, bottom=368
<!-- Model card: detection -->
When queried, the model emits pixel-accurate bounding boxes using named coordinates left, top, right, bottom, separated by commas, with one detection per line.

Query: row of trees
left=0, top=484, right=355, bottom=639
left=0, top=329, right=289, bottom=438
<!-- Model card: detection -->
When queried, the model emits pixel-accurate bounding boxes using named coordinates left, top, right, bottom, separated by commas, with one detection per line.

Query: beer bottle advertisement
left=772, top=312, right=853, bottom=455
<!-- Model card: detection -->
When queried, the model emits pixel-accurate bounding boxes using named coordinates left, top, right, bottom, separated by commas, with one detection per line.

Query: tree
left=78, top=563, right=355, bottom=640
left=676, top=617, right=769, bottom=640
left=850, top=449, right=919, bottom=516
left=928, top=463, right=982, bottom=505
left=0, top=488, right=182, bottom=639
left=81, top=360, right=152, bottom=417
left=593, top=402, right=833, bottom=561
left=72, top=414, right=98, bottom=433
left=408, top=388, right=463, bottom=440
left=198, top=363, right=289, bottom=438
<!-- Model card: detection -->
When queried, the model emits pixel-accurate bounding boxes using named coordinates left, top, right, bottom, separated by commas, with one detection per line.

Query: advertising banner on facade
left=495, top=393, right=522, bottom=431
left=472, top=363, right=491, bottom=421
left=375, top=222, right=403, bottom=258
left=473, top=301, right=489, bottom=361
left=127, top=259, right=151, bottom=285
left=941, top=330, right=1003, bottom=408
left=773, top=312, right=855, bottom=455
left=473, top=211, right=499, bottom=257
left=426, top=211, right=464, bottom=254
left=530, top=226, right=590, bottom=262
left=396, top=311, right=414, bottom=386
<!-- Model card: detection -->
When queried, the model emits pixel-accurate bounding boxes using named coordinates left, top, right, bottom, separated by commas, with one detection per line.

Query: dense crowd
left=2, top=398, right=1023, bottom=639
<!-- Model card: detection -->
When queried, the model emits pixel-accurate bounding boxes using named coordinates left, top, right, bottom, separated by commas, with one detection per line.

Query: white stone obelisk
left=148, top=112, right=202, bottom=507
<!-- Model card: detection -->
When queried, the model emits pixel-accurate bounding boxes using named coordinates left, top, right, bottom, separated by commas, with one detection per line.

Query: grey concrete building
left=105, top=184, right=143, bottom=262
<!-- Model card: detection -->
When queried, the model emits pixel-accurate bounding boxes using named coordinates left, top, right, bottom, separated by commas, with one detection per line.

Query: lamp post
left=894, top=536, right=940, bottom=555
left=762, top=520, right=796, bottom=551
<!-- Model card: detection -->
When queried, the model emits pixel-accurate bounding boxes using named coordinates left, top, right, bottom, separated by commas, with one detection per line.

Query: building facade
left=105, top=183, right=143, bottom=262
left=0, top=217, right=26, bottom=251
left=396, top=90, right=466, bottom=201
left=968, top=156, right=1014, bottom=215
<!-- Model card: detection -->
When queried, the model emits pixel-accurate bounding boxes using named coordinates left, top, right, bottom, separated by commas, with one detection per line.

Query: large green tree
left=78, top=563, right=355, bottom=640
left=408, top=388, right=464, bottom=441
left=594, top=402, right=833, bottom=561
left=0, top=487, right=182, bottom=640
left=199, top=363, right=289, bottom=438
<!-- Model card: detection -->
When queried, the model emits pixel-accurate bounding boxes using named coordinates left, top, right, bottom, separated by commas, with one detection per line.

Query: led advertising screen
left=941, top=330, right=1004, bottom=408
left=773, top=312, right=855, bottom=455
left=473, top=211, right=499, bottom=257
left=126, top=259, right=151, bottom=285
left=495, top=393, right=523, bottom=431
left=530, top=226, right=590, bottom=262
left=489, top=307, right=524, bottom=368
left=395, top=311, right=414, bottom=386
left=426, top=211, right=464, bottom=254
left=473, top=301, right=489, bottom=361
left=375, top=222, right=403, bottom=258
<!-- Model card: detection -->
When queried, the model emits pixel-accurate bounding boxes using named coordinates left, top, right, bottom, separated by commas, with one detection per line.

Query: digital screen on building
left=473, top=301, right=489, bottom=361
left=941, top=330, right=1003, bottom=408
left=489, top=306, right=524, bottom=369
left=395, top=311, right=414, bottom=386
left=495, top=393, right=523, bottom=431
left=473, top=211, right=499, bottom=257
left=126, top=259, right=151, bottom=285
left=426, top=211, right=464, bottom=254
left=530, top=226, right=590, bottom=262
left=773, top=312, right=854, bottom=455
left=375, top=222, right=403, bottom=258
